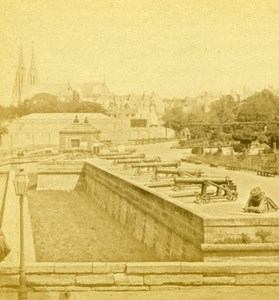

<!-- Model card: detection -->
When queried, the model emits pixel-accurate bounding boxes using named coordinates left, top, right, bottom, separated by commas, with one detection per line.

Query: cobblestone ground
left=27, top=190, right=159, bottom=262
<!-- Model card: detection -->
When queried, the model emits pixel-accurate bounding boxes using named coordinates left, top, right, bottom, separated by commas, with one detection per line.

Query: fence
left=189, top=154, right=279, bottom=174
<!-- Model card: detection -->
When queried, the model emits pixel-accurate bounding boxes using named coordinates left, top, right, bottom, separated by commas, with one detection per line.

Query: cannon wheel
left=151, top=174, right=159, bottom=182
left=135, top=168, right=141, bottom=175
left=227, top=191, right=238, bottom=201
left=196, top=193, right=210, bottom=204
left=172, top=184, right=181, bottom=191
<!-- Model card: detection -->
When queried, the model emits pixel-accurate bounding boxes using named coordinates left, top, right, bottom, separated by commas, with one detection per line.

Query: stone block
left=144, top=274, right=202, bottom=286
left=92, top=263, right=109, bottom=274
left=27, top=274, right=75, bottom=286
left=106, top=263, right=126, bottom=273
left=236, top=274, right=279, bottom=285
left=0, top=275, right=19, bottom=286
left=127, top=262, right=181, bottom=274
left=54, top=263, right=92, bottom=273
left=76, top=274, right=114, bottom=286
left=0, top=265, right=18, bottom=274
left=203, top=276, right=235, bottom=285
left=114, top=273, right=143, bottom=286
left=26, top=262, right=55, bottom=273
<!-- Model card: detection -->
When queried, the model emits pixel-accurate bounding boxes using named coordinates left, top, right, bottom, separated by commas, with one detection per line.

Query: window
left=71, top=139, right=80, bottom=148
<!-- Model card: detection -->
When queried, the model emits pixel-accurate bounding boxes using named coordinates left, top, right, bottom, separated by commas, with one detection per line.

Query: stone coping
left=2, top=261, right=279, bottom=274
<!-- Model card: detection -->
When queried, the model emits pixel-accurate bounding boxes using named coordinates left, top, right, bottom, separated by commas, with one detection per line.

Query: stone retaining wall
left=35, top=160, right=279, bottom=261
left=2, top=261, right=279, bottom=292
left=84, top=162, right=205, bottom=262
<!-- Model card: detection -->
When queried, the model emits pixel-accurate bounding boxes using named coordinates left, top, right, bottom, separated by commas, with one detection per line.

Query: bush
left=178, top=139, right=188, bottom=147
left=233, top=143, right=246, bottom=153
left=191, top=146, right=204, bottom=155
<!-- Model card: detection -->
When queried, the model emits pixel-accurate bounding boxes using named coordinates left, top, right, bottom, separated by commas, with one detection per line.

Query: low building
left=59, top=116, right=101, bottom=152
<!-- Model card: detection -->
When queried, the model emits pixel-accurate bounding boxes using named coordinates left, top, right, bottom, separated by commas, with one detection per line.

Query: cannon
left=243, top=187, right=278, bottom=213
left=131, top=161, right=181, bottom=175
left=112, top=157, right=161, bottom=169
left=102, top=154, right=145, bottom=160
left=99, top=152, right=132, bottom=157
left=151, top=167, right=203, bottom=181
left=173, top=176, right=237, bottom=203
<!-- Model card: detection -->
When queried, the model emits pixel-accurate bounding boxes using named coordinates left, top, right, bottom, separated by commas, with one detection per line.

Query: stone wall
left=84, top=162, right=204, bottom=262
left=2, top=261, right=279, bottom=293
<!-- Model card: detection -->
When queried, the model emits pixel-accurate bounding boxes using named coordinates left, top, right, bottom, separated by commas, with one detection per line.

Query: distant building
left=107, top=93, right=162, bottom=126
left=12, top=46, right=27, bottom=106
left=0, top=113, right=173, bottom=155
left=12, top=45, right=111, bottom=106
left=163, top=97, right=194, bottom=112
left=59, top=116, right=101, bottom=152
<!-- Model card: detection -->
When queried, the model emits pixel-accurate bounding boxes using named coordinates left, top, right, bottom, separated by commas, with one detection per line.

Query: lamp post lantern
left=13, top=169, right=29, bottom=300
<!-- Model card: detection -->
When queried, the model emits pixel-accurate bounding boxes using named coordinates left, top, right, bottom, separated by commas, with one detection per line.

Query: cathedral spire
left=28, top=42, right=39, bottom=86
left=12, top=45, right=26, bottom=106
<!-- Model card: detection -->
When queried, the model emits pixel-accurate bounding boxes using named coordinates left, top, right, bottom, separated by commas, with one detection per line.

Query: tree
left=184, top=104, right=210, bottom=139
left=263, top=123, right=279, bottom=150
left=162, top=108, right=188, bottom=137
left=232, top=127, right=257, bottom=149
left=209, top=95, right=239, bottom=124
left=237, top=89, right=279, bottom=122
left=15, top=93, right=108, bottom=116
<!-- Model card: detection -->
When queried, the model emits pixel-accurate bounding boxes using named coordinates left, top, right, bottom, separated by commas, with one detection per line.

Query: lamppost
left=13, top=169, right=28, bottom=300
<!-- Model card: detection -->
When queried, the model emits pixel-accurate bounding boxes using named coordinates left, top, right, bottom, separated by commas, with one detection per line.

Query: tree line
left=162, top=89, right=279, bottom=151
left=0, top=93, right=108, bottom=142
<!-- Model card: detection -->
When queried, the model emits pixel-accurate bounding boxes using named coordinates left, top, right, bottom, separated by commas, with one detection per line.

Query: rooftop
left=19, top=113, right=111, bottom=120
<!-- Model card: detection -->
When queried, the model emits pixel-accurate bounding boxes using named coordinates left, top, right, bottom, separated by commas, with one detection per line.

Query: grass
left=27, top=189, right=159, bottom=262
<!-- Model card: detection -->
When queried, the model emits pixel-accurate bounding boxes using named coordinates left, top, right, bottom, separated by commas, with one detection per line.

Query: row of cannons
left=98, top=152, right=278, bottom=213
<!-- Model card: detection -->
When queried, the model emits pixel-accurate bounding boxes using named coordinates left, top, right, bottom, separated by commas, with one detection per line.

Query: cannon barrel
left=174, top=176, right=231, bottom=185
left=104, top=154, right=145, bottom=160
left=116, top=157, right=161, bottom=164
left=132, top=161, right=180, bottom=168
left=155, top=167, right=202, bottom=176
left=99, top=152, right=132, bottom=157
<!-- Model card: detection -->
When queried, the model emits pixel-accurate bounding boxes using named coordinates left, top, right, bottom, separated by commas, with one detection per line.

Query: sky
left=1, top=0, right=279, bottom=106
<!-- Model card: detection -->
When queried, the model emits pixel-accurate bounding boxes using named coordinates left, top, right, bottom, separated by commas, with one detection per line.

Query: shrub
left=191, top=146, right=204, bottom=155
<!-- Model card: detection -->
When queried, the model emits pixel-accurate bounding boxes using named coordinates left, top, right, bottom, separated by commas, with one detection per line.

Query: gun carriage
left=173, top=176, right=237, bottom=203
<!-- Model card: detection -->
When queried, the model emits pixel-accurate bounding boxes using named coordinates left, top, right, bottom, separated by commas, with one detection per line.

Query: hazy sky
left=1, top=0, right=279, bottom=106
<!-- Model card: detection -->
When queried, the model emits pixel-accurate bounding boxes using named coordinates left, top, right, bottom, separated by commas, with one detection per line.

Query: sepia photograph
left=1, top=0, right=279, bottom=299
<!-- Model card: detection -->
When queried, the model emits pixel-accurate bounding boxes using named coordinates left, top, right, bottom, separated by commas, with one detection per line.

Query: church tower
left=28, top=43, right=39, bottom=86
left=12, top=45, right=26, bottom=106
